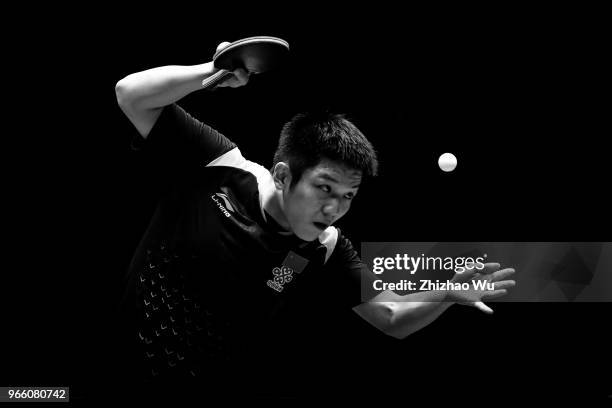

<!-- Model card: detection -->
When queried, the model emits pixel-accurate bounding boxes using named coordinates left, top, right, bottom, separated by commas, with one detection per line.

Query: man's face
left=282, top=159, right=362, bottom=241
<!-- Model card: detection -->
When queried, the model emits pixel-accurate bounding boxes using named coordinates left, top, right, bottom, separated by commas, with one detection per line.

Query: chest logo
left=266, top=251, right=310, bottom=293
left=266, top=266, right=294, bottom=292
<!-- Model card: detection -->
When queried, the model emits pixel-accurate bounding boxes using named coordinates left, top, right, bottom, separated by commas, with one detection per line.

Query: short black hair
left=272, top=111, right=378, bottom=188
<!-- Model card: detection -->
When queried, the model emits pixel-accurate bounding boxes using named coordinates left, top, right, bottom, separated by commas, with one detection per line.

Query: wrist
left=444, top=289, right=457, bottom=304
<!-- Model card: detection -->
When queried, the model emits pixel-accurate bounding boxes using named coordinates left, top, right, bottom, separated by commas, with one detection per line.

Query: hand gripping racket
left=201, top=36, right=290, bottom=89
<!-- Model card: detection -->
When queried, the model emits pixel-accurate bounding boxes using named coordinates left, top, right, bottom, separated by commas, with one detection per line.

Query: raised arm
left=115, top=42, right=249, bottom=138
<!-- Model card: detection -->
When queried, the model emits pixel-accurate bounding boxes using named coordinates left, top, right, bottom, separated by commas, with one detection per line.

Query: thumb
left=474, top=301, right=494, bottom=314
left=216, top=41, right=231, bottom=52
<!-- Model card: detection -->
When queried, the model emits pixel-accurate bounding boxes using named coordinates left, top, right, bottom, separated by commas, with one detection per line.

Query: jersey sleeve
left=324, top=231, right=379, bottom=309
left=130, top=103, right=236, bottom=166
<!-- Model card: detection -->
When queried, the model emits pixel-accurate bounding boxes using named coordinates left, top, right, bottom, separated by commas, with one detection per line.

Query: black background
left=3, top=3, right=610, bottom=404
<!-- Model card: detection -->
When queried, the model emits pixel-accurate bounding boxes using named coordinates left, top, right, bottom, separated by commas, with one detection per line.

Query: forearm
left=385, top=290, right=454, bottom=339
left=115, top=62, right=216, bottom=110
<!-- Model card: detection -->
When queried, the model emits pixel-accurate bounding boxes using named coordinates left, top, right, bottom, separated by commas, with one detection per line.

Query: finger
left=216, top=73, right=237, bottom=88
left=473, top=301, right=494, bottom=314
left=458, top=264, right=481, bottom=279
left=479, top=262, right=501, bottom=275
left=232, top=68, right=250, bottom=86
left=216, top=41, right=231, bottom=52
left=481, top=289, right=508, bottom=300
left=219, top=70, right=249, bottom=88
left=493, top=280, right=516, bottom=290
left=489, top=268, right=516, bottom=282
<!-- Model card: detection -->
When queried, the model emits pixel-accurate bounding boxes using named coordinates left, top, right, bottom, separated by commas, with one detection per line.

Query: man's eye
left=319, top=185, right=331, bottom=193
left=344, top=193, right=355, bottom=200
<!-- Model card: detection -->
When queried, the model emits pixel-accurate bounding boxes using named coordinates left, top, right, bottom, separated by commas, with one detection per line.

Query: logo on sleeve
left=211, top=192, right=235, bottom=218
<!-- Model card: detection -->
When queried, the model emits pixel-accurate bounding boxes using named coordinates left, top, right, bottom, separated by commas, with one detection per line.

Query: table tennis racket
left=201, top=36, right=290, bottom=89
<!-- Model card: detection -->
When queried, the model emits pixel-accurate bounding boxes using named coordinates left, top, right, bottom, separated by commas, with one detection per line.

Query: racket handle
left=201, top=69, right=234, bottom=90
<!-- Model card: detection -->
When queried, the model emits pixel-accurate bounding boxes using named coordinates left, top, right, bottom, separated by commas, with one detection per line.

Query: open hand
left=448, top=262, right=516, bottom=314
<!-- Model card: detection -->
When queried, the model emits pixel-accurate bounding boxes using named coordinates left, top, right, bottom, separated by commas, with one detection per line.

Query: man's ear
left=272, top=162, right=291, bottom=190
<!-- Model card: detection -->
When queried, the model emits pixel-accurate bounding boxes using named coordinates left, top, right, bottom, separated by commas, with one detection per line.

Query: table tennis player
left=113, top=39, right=516, bottom=400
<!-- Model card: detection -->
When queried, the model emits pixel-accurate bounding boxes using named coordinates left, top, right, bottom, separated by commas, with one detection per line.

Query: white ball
left=438, top=153, right=457, bottom=172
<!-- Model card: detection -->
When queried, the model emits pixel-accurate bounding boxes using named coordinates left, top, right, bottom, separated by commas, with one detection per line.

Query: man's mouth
left=313, top=222, right=329, bottom=230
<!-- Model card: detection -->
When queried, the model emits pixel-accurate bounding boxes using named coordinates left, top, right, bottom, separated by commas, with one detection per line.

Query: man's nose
left=322, top=199, right=342, bottom=217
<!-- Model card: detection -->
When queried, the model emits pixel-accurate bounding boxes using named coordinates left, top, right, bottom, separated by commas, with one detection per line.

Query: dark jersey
left=117, top=104, right=375, bottom=393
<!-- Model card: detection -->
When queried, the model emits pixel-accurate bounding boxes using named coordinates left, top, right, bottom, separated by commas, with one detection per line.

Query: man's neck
left=261, top=186, right=291, bottom=233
